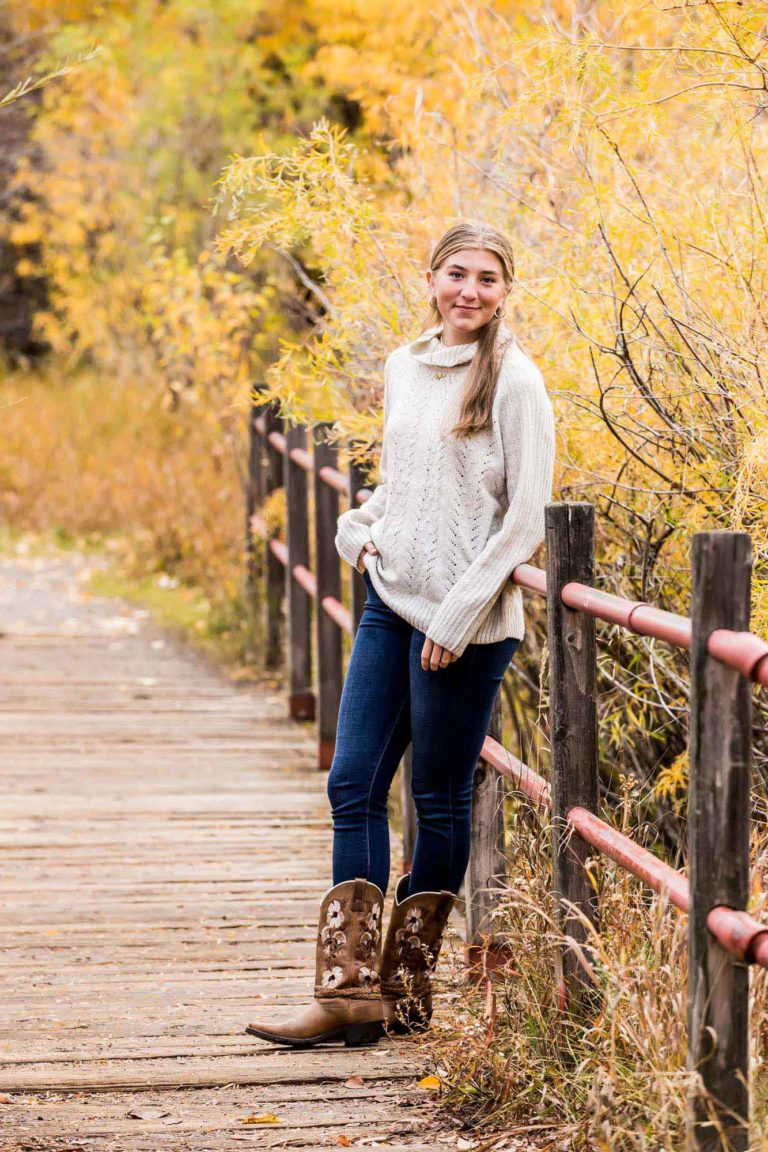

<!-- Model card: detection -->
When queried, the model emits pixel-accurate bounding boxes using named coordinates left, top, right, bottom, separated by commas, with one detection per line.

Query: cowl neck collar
left=407, top=325, right=477, bottom=367
left=407, top=322, right=515, bottom=368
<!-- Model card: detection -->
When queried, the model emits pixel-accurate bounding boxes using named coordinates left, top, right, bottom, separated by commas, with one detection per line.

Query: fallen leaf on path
left=336, top=1137, right=351, bottom=1147
left=0, top=1094, right=14, bottom=1104
left=127, top=1107, right=170, bottom=1120
left=344, top=1075, right=364, bottom=1088
left=417, top=1074, right=441, bottom=1091
left=241, top=1113, right=281, bottom=1124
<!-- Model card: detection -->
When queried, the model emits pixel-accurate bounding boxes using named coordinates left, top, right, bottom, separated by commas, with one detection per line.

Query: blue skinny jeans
left=327, top=569, right=520, bottom=898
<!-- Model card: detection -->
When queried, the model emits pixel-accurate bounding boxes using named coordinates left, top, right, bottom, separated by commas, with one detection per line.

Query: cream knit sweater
left=334, top=323, right=555, bottom=658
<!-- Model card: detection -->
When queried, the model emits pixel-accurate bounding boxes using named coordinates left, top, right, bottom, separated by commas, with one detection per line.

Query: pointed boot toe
left=245, top=1011, right=383, bottom=1048
left=245, top=878, right=385, bottom=1048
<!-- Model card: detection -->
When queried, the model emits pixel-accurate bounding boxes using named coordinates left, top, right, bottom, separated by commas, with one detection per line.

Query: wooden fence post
left=285, top=424, right=315, bottom=722
left=465, top=689, right=508, bottom=973
left=313, top=423, right=343, bottom=771
left=545, top=501, right=599, bottom=1016
left=400, top=746, right=417, bottom=876
left=687, top=531, right=752, bottom=1152
left=245, top=389, right=267, bottom=661
left=348, top=451, right=369, bottom=631
left=263, top=400, right=285, bottom=671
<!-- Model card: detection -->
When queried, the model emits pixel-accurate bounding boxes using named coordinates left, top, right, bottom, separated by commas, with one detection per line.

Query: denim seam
left=364, top=693, right=409, bottom=883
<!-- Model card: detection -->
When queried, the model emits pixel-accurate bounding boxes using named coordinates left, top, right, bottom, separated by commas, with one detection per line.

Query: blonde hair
left=422, top=220, right=515, bottom=438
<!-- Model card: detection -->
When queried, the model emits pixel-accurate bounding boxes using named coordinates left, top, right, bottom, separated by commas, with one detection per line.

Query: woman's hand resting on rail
left=356, top=544, right=458, bottom=672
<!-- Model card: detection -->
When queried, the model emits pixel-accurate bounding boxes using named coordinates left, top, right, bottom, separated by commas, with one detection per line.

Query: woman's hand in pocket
left=356, top=542, right=380, bottom=574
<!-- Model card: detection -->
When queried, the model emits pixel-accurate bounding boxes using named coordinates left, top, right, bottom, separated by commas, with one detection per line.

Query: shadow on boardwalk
left=0, top=552, right=453, bottom=1151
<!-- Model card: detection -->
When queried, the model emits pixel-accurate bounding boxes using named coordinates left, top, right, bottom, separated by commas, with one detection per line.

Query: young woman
left=246, top=220, right=556, bottom=1048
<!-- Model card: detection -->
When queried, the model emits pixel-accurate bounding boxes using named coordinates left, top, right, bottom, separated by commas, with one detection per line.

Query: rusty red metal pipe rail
left=253, top=419, right=768, bottom=687
left=512, top=565, right=768, bottom=687
left=480, top=737, right=768, bottom=971
left=251, top=418, right=768, bottom=971
left=251, top=515, right=354, bottom=636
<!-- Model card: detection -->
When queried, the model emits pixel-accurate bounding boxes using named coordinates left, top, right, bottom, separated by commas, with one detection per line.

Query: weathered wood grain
left=465, top=691, right=507, bottom=951
left=545, top=502, right=599, bottom=1017
left=0, top=554, right=453, bottom=1150
left=313, top=424, right=343, bottom=772
left=687, top=533, right=752, bottom=1151
left=264, top=400, right=286, bottom=670
left=285, top=424, right=315, bottom=723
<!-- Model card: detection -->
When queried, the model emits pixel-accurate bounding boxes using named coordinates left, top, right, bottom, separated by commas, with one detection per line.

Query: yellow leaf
left=417, top=1074, right=441, bottom=1091
left=337, top=1137, right=351, bottom=1147
left=241, top=1113, right=281, bottom=1124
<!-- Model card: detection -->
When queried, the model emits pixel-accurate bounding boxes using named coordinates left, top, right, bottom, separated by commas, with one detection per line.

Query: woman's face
left=426, top=247, right=509, bottom=344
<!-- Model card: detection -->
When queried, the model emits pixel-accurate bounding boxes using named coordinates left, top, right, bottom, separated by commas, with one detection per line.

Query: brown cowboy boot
left=246, top=878, right=385, bottom=1047
left=380, top=873, right=455, bottom=1034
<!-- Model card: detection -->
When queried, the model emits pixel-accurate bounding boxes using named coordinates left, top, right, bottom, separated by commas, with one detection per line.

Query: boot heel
left=344, top=1019, right=383, bottom=1047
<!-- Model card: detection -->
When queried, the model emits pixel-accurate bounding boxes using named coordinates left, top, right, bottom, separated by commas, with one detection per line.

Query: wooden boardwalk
left=0, top=553, right=454, bottom=1151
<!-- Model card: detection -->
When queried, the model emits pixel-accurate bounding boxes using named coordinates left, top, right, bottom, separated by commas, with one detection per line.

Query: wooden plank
left=0, top=1082, right=437, bottom=1150
left=0, top=1054, right=419, bottom=1093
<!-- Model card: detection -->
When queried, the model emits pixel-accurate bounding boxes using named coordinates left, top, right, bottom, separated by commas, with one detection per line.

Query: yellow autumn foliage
left=2, top=0, right=766, bottom=790
left=2, top=2, right=768, bottom=1143
left=217, top=1, right=768, bottom=633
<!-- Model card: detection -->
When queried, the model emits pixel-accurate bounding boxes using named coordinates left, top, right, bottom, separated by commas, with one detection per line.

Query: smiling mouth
left=456, top=305, right=479, bottom=311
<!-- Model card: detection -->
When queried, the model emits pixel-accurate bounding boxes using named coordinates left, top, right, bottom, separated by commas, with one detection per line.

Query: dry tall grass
left=427, top=792, right=768, bottom=1150
left=1, top=363, right=247, bottom=603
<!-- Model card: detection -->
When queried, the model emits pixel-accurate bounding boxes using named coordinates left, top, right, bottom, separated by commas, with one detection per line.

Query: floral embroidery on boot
left=321, top=964, right=344, bottom=989
left=359, top=966, right=378, bottom=987
left=321, top=926, right=346, bottom=960
left=380, top=877, right=455, bottom=1033
left=315, top=884, right=384, bottom=1000
left=327, top=900, right=345, bottom=929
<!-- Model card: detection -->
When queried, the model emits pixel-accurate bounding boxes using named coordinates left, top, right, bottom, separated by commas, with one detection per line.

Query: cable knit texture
left=334, top=323, right=556, bottom=658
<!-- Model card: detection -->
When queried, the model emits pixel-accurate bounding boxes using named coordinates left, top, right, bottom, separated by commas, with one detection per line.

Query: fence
left=247, top=393, right=768, bottom=1152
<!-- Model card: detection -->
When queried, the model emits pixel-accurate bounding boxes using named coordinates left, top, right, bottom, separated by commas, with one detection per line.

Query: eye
left=448, top=271, right=497, bottom=284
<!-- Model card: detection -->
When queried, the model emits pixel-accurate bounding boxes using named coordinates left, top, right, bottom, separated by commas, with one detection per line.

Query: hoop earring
left=493, top=304, right=506, bottom=320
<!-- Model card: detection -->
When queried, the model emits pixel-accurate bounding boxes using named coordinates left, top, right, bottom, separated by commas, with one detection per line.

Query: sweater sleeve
left=425, top=364, right=555, bottom=658
left=334, top=365, right=391, bottom=569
